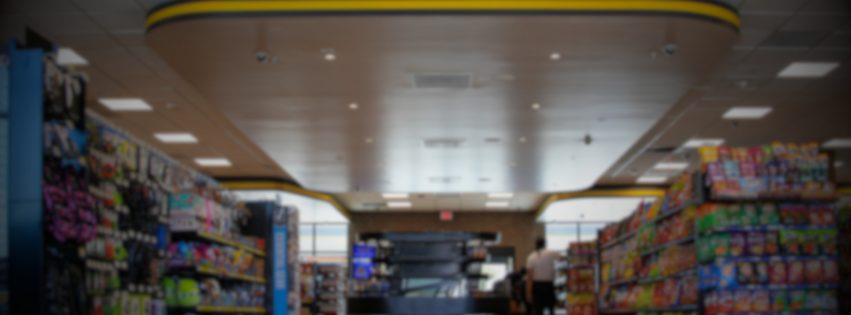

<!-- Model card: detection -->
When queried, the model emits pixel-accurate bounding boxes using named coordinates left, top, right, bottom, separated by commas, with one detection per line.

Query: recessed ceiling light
left=194, top=158, right=231, bottom=167
left=387, top=201, right=412, bottom=208
left=636, top=176, right=668, bottom=184
left=550, top=52, right=561, bottom=60
left=722, top=107, right=773, bottom=119
left=56, top=47, right=88, bottom=66
left=777, top=61, right=839, bottom=78
left=488, top=192, right=514, bottom=199
left=519, top=137, right=527, bottom=143
left=531, top=103, right=541, bottom=110
left=98, top=98, right=153, bottom=111
left=349, top=103, right=358, bottom=110
left=154, top=133, right=198, bottom=143
left=365, top=138, right=373, bottom=143
left=822, top=138, right=851, bottom=148
left=486, top=201, right=510, bottom=208
left=324, top=52, right=336, bottom=61
left=683, top=138, right=725, bottom=148
left=382, top=193, right=409, bottom=199
left=654, top=162, right=689, bottom=171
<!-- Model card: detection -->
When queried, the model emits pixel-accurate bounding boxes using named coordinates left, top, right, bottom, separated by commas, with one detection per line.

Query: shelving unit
left=347, top=231, right=508, bottom=315
left=170, top=305, right=266, bottom=313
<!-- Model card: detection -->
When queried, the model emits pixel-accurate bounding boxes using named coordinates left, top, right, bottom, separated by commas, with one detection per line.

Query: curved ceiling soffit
left=145, top=1, right=740, bottom=31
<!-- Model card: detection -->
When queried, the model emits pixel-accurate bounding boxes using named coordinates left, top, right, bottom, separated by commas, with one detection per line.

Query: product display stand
left=566, top=242, right=598, bottom=315
left=347, top=231, right=508, bottom=315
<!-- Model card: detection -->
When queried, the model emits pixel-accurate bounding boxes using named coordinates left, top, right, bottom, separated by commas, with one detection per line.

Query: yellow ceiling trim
left=220, top=181, right=351, bottom=219
left=146, top=1, right=740, bottom=30
left=534, top=188, right=666, bottom=217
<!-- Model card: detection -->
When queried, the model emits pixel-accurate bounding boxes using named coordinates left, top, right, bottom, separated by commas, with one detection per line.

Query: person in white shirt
left=526, top=238, right=560, bottom=315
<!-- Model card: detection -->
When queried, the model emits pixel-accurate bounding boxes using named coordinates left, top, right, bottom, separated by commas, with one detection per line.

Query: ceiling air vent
left=414, top=73, right=472, bottom=89
left=423, top=138, right=465, bottom=148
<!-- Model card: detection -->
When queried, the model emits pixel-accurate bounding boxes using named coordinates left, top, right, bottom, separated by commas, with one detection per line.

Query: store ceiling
left=2, top=0, right=849, bottom=213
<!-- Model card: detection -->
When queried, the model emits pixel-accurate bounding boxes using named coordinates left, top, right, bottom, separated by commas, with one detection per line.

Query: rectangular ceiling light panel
left=485, top=201, right=510, bottom=208
left=154, top=133, right=198, bottom=143
left=382, top=193, right=409, bottom=199
left=636, top=176, right=668, bottom=184
left=194, top=158, right=231, bottom=167
left=387, top=201, right=412, bottom=208
left=723, top=107, right=773, bottom=119
left=423, top=139, right=465, bottom=148
left=487, top=192, right=514, bottom=199
left=99, top=98, right=153, bottom=111
left=777, top=62, right=840, bottom=78
left=654, top=162, right=689, bottom=171
left=683, top=138, right=725, bottom=148
left=822, top=138, right=851, bottom=148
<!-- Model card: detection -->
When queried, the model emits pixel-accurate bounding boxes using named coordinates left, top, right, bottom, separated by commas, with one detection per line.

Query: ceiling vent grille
left=423, top=138, right=465, bottom=148
left=414, top=73, right=472, bottom=89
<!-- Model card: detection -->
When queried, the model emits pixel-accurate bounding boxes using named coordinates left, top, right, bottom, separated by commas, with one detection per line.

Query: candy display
left=699, top=142, right=836, bottom=199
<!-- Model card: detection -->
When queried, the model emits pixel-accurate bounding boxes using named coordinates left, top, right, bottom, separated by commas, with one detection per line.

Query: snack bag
left=809, top=204, right=823, bottom=225
left=726, top=204, right=743, bottom=226
left=780, top=230, right=800, bottom=255
left=747, top=231, right=764, bottom=256
left=741, top=204, right=758, bottom=225
left=729, top=233, right=746, bottom=257
left=718, top=146, right=732, bottom=161
left=780, top=204, right=796, bottom=224
left=717, top=290, right=734, bottom=313
left=759, top=203, right=779, bottom=225
left=764, top=231, right=779, bottom=255
left=732, top=148, right=748, bottom=161
left=714, top=204, right=729, bottom=227
left=755, top=261, right=769, bottom=284
left=736, top=262, right=754, bottom=284
left=787, top=261, right=804, bottom=284
left=733, top=290, right=751, bottom=313
left=707, top=162, right=725, bottom=182
left=699, top=265, right=716, bottom=290
left=713, top=233, right=730, bottom=258
left=680, top=276, right=699, bottom=305
left=805, top=290, right=822, bottom=311
left=699, top=146, right=719, bottom=164
left=801, top=231, right=819, bottom=256
left=821, top=205, right=836, bottom=225
left=718, top=262, right=737, bottom=288
left=697, top=238, right=713, bottom=262
left=749, top=147, right=765, bottom=165
left=794, top=204, right=809, bottom=224
left=823, top=260, right=839, bottom=283
left=751, top=290, right=770, bottom=312
left=704, top=290, right=718, bottom=315
left=769, top=261, right=787, bottom=284
left=771, top=290, right=789, bottom=312
left=820, top=229, right=837, bottom=255
left=822, top=290, right=838, bottom=310
left=805, top=260, right=823, bottom=284
left=789, top=290, right=806, bottom=311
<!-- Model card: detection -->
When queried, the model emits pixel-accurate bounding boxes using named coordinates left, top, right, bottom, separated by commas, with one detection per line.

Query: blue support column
left=7, top=40, right=44, bottom=315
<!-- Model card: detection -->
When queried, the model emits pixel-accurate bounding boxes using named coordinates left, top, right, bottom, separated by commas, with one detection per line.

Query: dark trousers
left=532, top=282, right=555, bottom=315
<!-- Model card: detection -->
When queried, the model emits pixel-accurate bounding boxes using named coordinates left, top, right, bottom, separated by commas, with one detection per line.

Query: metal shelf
left=603, top=277, right=639, bottom=286
left=638, top=235, right=695, bottom=257
left=702, top=282, right=838, bottom=291
left=705, top=255, right=837, bottom=264
left=172, top=230, right=266, bottom=257
left=636, top=269, right=697, bottom=284
left=600, top=230, right=637, bottom=250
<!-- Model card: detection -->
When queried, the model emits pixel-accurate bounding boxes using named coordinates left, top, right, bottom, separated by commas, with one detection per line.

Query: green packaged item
left=771, top=290, right=789, bottom=312
left=780, top=230, right=801, bottom=255
left=714, top=204, right=729, bottom=227
left=638, top=224, right=655, bottom=250
left=698, top=238, right=714, bottom=262
left=713, top=233, right=730, bottom=258
left=742, top=203, right=758, bottom=226
left=820, top=229, right=837, bottom=255
left=759, top=203, right=780, bottom=225
left=789, top=290, right=806, bottom=311
left=726, top=204, right=743, bottom=226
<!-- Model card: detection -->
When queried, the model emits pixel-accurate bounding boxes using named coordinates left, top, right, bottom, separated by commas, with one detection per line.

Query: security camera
left=661, top=44, right=678, bottom=56
left=255, top=51, right=270, bottom=63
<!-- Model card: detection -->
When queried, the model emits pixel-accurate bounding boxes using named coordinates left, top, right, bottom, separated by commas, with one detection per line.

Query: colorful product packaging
left=823, top=260, right=839, bottom=283
left=713, top=233, right=730, bottom=258
left=717, top=290, right=734, bottom=313
left=755, top=261, right=769, bottom=284
left=764, top=231, right=779, bottom=255
left=769, top=261, right=787, bottom=284
left=726, top=204, right=742, bottom=226
left=801, top=231, right=819, bottom=255
left=780, top=230, right=800, bottom=255
left=771, top=290, right=789, bottom=312
left=729, top=233, right=746, bottom=257
left=719, top=262, right=737, bottom=288
left=804, top=260, right=823, bottom=284
left=741, top=203, right=758, bottom=226
left=733, top=290, right=751, bottom=313
left=746, top=231, right=764, bottom=256
left=751, top=290, right=770, bottom=312
left=789, top=290, right=806, bottom=311
left=805, top=290, right=822, bottom=311
left=787, top=261, right=804, bottom=284
left=820, top=229, right=837, bottom=255
left=759, top=203, right=780, bottom=225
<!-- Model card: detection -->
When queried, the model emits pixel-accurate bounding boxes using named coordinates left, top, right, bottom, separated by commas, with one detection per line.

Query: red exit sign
left=440, top=211, right=453, bottom=221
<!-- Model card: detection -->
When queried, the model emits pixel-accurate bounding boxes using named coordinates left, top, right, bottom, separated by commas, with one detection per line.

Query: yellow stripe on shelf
left=197, top=231, right=266, bottom=257
left=146, top=0, right=740, bottom=30
left=534, top=188, right=666, bottom=217
left=219, top=181, right=351, bottom=219
left=196, top=266, right=267, bottom=283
